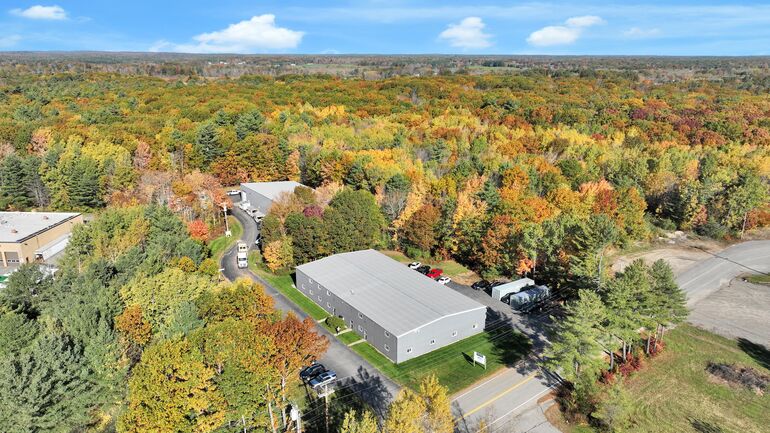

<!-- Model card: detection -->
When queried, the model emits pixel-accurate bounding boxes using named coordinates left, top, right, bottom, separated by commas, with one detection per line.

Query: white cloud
left=565, top=15, right=605, bottom=28
left=0, top=34, right=22, bottom=47
left=623, top=27, right=661, bottom=38
left=527, top=26, right=581, bottom=46
left=10, top=5, right=67, bottom=20
left=151, top=14, right=304, bottom=53
left=527, top=15, right=604, bottom=46
left=438, top=16, right=492, bottom=49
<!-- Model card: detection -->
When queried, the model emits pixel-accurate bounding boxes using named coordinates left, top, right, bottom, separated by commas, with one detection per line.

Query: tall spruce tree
left=0, top=333, right=98, bottom=433
left=0, top=154, right=33, bottom=209
left=544, top=290, right=607, bottom=382
left=649, top=259, right=688, bottom=342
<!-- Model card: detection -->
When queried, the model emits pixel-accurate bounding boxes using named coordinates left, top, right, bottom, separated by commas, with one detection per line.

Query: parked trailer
left=509, top=285, right=550, bottom=311
left=491, top=278, right=535, bottom=301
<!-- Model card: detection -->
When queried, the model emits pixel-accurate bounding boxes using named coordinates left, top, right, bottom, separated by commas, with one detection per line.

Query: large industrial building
left=296, top=249, right=487, bottom=363
left=240, top=181, right=306, bottom=218
left=0, top=212, right=84, bottom=267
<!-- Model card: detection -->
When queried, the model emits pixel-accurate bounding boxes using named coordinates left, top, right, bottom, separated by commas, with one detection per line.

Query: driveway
left=222, top=204, right=400, bottom=413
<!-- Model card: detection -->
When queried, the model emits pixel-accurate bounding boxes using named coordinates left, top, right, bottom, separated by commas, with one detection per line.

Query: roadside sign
left=473, top=351, right=487, bottom=369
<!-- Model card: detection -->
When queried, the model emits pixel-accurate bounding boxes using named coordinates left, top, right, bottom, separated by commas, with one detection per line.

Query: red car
left=426, top=268, right=443, bottom=279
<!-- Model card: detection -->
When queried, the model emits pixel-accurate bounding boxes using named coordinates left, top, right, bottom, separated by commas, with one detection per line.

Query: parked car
left=227, top=189, right=241, bottom=196
left=427, top=268, right=443, bottom=279
left=408, top=261, right=422, bottom=269
left=472, top=280, right=491, bottom=291
left=416, top=265, right=431, bottom=274
left=299, top=363, right=326, bottom=383
left=254, top=235, right=261, bottom=246
left=436, top=276, right=451, bottom=285
left=500, top=293, right=513, bottom=304
left=309, top=370, right=337, bottom=389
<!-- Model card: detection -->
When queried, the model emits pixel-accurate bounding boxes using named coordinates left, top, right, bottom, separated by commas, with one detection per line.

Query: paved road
left=445, top=281, right=559, bottom=432
left=676, top=240, right=770, bottom=305
left=221, top=204, right=401, bottom=414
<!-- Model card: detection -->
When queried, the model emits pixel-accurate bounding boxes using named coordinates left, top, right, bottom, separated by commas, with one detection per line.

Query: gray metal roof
left=240, top=181, right=305, bottom=201
left=0, top=212, right=81, bottom=243
left=296, top=249, right=486, bottom=337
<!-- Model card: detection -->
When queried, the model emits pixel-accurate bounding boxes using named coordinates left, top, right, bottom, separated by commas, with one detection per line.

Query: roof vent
left=10, top=229, right=18, bottom=233
left=42, top=215, right=49, bottom=220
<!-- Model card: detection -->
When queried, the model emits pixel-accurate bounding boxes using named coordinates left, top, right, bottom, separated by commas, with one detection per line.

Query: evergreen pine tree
left=0, top=154, right=33, bottom=208
left=0, top=333, right=98, bottom=433
left=544, top=290, right=607, bottom=382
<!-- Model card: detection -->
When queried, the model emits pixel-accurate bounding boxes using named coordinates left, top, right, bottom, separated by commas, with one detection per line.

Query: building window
left=358, top=312, right=363, bottom=319
left=326, top=290, right=331, bottom=296
left=326, top=302, right=331, bottom=308
left=406, top=348, right=413, bottom=353
left=318, top=296, right=322, bottom=302
left=452, top=331, right=458, bottom=337
left=473, top=323, right=478, bottom=329
left=309, top=289, right=313, bottom=295
left=430, top=339, right=436, bottom=345
left=384, top=344, right=390, bottom=352
left=309, top=278, right=314, bottom=284
left=384, top=331, right=390, bottom=338
left=358, top=325, right=364, bottom=332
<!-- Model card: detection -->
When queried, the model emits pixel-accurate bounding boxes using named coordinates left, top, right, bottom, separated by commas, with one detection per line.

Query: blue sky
left=1, top=1, right=770, bottom=55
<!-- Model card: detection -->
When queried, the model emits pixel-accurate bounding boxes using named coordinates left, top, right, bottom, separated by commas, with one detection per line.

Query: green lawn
left=247, top=251, right=329, bottom=321
left=557, top=324, right=770, bottom=433
left=380, top=250, right=474, bottom=280
left=622, top=325, right=770, bottom=433
left=208, top=216, right=242, bottom=260
left=746, top=274, right=770, bottom=285
left=337, top=330, right=364, bottom=345
left=351, top=327, right=531, bottom=394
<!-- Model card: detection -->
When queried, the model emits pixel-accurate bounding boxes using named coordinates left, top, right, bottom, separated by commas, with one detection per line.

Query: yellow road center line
left=462, top=372, right=538, bottom=418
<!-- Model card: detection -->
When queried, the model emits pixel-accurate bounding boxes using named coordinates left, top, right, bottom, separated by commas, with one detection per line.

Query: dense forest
left=0, top=205, right=329, bottom=432
left=1, top=63, right=769, bottom=432
left=1, top=70, right=769, bottom=284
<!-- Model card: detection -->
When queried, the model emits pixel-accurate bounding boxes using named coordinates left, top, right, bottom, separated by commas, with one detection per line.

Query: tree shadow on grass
left=301, top=366, right=393, bottom=433
left=485, top=308, right=532, bottom=372
left=737, top=338, right=770, bottom=371
left=690, top=418, right=725, bottom=433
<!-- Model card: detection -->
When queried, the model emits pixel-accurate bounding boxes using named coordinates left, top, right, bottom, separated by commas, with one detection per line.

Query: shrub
left=696, top=219, right=729, bottom=239
left=326, top=315, right=346, bottom=332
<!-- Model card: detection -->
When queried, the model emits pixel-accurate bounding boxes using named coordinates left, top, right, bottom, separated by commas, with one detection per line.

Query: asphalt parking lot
left=688, top=277, right=770, bottom=346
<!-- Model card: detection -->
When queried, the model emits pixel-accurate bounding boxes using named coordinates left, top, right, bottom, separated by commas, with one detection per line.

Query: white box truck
left=236, top=241, right=248, bottom=269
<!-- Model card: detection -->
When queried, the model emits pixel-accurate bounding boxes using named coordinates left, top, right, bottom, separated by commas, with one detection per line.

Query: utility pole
left=324, top=384, right=330, bottom=433
left=222, top=203, right=231, bottom=237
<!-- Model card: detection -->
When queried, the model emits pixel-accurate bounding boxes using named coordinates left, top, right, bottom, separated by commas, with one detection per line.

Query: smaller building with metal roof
left=240, top=181, right=306, bottom=218
left=295, top=249, right=487, bottom=363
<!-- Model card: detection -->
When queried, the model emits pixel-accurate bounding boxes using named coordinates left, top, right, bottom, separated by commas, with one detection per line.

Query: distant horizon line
left=0, top=50, right=768, bottom=58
